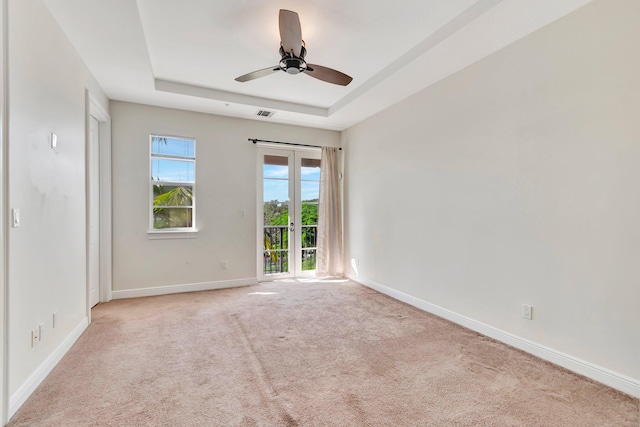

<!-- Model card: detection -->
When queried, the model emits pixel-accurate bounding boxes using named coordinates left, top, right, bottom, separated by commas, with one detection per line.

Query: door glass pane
left=263, top=251, right=289, bottom=275
left=301, top=181, right=319, bottom=205
left=302, top=249, right=316, bottom=271
left=263, top=154, right=290, bottom=275
left=301, top=157, right=321, bottom=180
left=300, top=157, right=320, bottom=271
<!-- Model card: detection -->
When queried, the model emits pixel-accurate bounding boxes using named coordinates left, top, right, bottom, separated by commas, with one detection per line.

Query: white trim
left=257, top=146, right=322, bottom=281
left=149, top=134, right=196, bottom=233
left=8, top=317, right=89, bottom=419
left=111, top=278, right=257, bottom=300
left=147, top=230, right=198, bottom=240
left=89, top=93, right=112, bottom=304
left=155, top=79, right=328, bottom=117
left=0, top=1, right=8, bottom=422
left=256, top=150, right=263, bottom=280
left=348, top=274, right=640, bottom=399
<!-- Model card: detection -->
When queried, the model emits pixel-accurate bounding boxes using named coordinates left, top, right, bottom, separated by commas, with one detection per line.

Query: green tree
left=153, top=186, right=193, bottom=228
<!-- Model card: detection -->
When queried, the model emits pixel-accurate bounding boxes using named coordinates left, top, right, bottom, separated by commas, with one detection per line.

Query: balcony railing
left=263, top=225, right=317, bottom=274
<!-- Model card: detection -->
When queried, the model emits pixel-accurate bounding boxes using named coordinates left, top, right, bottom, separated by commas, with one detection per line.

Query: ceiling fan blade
left=306, top=64, right=353, bottom=86
left=279, top=9, right=302, bottom=57
left=235, top=66, right=280, bottom=82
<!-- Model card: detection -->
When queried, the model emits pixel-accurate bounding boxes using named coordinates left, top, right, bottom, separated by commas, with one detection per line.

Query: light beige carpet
left=8, top=280, right=639, bottom=426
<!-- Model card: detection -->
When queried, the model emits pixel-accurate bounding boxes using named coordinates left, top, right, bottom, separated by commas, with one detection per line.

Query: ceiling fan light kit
left=235, top=10, right=352, bottom=86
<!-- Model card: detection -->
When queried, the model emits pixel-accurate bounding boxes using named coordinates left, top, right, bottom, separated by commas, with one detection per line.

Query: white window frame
left=148, top=134, right=197, bottom=238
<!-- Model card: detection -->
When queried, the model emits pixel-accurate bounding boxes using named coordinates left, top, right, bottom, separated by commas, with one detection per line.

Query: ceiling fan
left=235, top=9, right=353, bottom=86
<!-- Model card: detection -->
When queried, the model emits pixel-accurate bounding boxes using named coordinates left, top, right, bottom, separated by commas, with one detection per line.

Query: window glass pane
left=153, top=185, right=193, bottom=207
left=153, top=207, right=193, bottom=229
left=151, top=136, right=194, bottom=158
left=301, top=181, right=319, bottom=202
left=152, top=159, right=194, bottom=183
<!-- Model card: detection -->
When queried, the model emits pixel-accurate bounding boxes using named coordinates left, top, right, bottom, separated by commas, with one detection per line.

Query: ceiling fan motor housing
left=279, top=44, right=308, bottom=74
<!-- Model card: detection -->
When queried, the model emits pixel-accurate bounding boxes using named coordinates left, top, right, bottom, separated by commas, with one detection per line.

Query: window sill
left=147, top=229, right=198, bottom=240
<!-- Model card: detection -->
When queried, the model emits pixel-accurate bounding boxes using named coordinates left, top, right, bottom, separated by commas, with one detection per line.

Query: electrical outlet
left=522, top=304, right=533, bottom=320
left=221, top=261, right=228, bottom=270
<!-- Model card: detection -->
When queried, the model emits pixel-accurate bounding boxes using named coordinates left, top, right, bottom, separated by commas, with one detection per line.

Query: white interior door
left=258, top=147, right=321, bottom=280
left=88, top=115, right=100, bottom=307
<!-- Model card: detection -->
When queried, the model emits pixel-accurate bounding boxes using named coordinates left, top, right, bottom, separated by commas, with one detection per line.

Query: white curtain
left=316, top=147, right=343, bottom=277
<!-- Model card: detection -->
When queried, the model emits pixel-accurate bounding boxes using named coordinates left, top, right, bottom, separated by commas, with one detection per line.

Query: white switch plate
left=51, top=132, right=57, bottom=149
left=522, top=304, right=533, bottom=320
left=11, top=208, right=20, bottom=228
left=31, top=328, right=39, bottom=347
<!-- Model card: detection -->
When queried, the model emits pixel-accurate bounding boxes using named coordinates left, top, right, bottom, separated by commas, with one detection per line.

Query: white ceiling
left=42, top=0, right=594, bottom=131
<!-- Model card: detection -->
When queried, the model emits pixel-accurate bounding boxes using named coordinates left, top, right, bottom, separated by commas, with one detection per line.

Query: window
left=150, top=135, right=196, bottom=231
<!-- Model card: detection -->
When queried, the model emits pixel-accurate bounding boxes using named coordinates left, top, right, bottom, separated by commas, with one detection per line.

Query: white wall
left=343, top=0, right=639, bottom=389
left=7, top=0, right=108, bottom=413
left=111, top=101, right=340, bottom=295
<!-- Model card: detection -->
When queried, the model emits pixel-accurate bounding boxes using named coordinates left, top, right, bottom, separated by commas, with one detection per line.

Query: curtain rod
left=249, top=138, right=342, bottom=150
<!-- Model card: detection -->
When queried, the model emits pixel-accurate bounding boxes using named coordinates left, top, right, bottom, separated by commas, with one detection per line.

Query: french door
left=258, top=147, right=321, bottom=280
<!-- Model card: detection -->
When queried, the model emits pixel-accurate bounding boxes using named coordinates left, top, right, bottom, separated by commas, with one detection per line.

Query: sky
left=263, top=164, right=320, bottom=202
left=151, top=136, right=195, bottom=183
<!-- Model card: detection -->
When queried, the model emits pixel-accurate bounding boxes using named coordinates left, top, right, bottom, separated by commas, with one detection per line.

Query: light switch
left=11, top=209, right=20, bottom=228
left=51, top=132, right=57, bottom=149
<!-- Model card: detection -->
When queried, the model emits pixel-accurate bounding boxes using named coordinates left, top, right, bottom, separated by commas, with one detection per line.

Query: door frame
left=0, top=1, right=7, bottom=422
left=86, top=92, right=112, bottom=322
left=256, top=144, right=320, bottom=281
left=87, top=115, right=100, bottom=308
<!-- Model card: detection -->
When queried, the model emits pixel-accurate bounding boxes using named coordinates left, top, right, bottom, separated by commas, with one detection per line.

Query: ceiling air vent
left=256, top=110, right=275, bottom=118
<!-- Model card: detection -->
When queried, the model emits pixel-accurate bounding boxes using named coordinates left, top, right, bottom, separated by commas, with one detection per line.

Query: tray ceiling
left=43, top=0, right=593, bottom=130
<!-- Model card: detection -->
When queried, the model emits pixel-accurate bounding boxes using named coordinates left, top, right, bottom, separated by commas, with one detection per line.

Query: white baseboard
left=348, top=275, right=640, bottom=399
left=111, top=277, right=257, bottom=300
left=9, top=317, right=89, bottom=419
